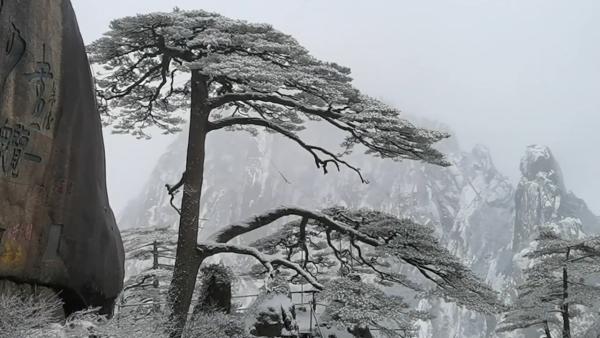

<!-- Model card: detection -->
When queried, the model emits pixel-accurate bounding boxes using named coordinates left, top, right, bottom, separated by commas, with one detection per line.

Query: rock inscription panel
left=0, top=0, right=124, bottom=315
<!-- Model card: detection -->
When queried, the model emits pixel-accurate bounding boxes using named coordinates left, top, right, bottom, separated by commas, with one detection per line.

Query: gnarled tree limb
left=165, top=171, right=186, bottom=216
left=206, top=206, right=380, bottom=246
left=209, top=117, right=366, bottom=182
left=196, top=242, right=324, bottom=290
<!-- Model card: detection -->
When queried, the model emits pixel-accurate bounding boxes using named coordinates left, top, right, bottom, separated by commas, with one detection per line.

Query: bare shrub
left=0, top=292, right=64, bottom=338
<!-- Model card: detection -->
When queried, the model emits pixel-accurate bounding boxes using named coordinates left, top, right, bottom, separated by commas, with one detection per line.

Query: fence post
left=152, top=240, right=159, bottom=270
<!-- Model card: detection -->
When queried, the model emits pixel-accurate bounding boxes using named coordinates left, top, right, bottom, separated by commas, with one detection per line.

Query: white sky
left=71, top=0, right=600, bottom=216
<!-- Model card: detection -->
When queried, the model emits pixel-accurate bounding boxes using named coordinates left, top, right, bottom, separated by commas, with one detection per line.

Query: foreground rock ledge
left=0, top=0, right=124, bottom=314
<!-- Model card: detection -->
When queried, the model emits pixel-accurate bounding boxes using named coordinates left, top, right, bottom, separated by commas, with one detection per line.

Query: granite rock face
left=0, top=0, right=124, bottom=314
left=505, top=145, right=600, bottom=337
left=513, top=145, right=600, bottom=255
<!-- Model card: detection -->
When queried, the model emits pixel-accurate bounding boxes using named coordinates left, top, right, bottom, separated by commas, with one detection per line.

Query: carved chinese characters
left=0, top=119, right=42, bottom=177
left=0, top=0, right=124, bottom=315
left=27, top=44, right=56, bottom=132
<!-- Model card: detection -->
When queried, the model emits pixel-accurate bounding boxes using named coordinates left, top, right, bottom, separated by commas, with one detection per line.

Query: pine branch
left=209, top=117, right=367, bottom=182
left=196, top=242, right=324, bottom=290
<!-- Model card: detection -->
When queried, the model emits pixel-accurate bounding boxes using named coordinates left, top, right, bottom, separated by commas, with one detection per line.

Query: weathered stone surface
left=248, top=279, right=298, bottom=337
left=0, top=0, right=124, bottom=314
left=513, top=145, right=600, bottom=254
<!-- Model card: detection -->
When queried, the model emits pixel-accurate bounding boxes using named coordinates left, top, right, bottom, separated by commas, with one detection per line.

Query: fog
left=71, top=0, right=600, bottom=217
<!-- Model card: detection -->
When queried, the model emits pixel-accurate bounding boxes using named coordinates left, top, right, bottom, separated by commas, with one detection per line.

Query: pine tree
left=497, top=227, right=600, bottom=338
left=209, top=207, right=502, bottom=335
left=321, top=276, right=429, bottom=338
left=88, top=9, right=450, bottom=335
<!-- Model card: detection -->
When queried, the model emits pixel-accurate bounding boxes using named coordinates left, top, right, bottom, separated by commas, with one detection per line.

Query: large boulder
left=0, top=0, right=124, bottom=314
left=247, top=278, right=298, bottom=337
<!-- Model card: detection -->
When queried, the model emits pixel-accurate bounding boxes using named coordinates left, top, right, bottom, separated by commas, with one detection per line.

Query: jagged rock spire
left=513, top=145, right=599, bottom=254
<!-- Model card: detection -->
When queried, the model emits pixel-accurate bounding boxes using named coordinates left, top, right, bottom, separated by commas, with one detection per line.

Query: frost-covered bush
left=66, top=306, right=249, bottom=338
left=0, top=292, right=64, bottom=338
left=184, top=312, right=250, bottom=338
left=195, top=264, right=236, bottom=314
left=0, top=291, right=254, bottom=338
left=64, top=308, right=172, bottom=338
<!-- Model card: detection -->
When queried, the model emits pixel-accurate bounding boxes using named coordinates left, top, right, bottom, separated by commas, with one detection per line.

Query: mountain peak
left=469, top=144, right=494, bottom=171
left=519, top=145, right=565, bottom=191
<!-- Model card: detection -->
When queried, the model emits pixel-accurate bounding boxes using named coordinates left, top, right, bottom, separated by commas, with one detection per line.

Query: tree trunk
left=561, top=248, right=571, bottom=338
left=167, top=70, right=210, bottom=338
left=544, top=320, right=552, bottom=338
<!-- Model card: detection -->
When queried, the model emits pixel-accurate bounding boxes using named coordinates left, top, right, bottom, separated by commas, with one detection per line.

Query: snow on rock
left=502, top=145, right=600, bottom=337
left=513, top=145, right=598, bottom=255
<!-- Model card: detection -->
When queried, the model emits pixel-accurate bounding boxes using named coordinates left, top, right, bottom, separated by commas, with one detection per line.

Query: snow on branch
left=196, top=242, right=324, bottom=290
left=200, top=206, right=502, bottom=314
left=498, top=226, right=600, bottom=337
left=209, top=117, right=366, bottom=182
left=88, top=8, right=449, bottom=166
left=206, top=206, right=379, bottom=246
left=207, top=92, right=343, bottom=118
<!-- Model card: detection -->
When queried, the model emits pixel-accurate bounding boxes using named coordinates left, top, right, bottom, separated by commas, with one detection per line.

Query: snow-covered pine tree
left=87, top=9, right=450, bottom=335
left=321, top=276, right=430, bottom=338
left=496, top=271, right=558, bottom=337
left=497, top=227, right=600, bottom=338
left=209, top=207, right=502, bottom=334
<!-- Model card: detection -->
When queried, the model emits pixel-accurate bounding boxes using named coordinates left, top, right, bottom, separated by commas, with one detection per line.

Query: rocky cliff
left=513, top=145, right=599, bottom=255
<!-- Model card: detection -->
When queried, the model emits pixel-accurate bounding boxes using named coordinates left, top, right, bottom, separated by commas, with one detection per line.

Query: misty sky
left=70, top=0, right=600, bottom=216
